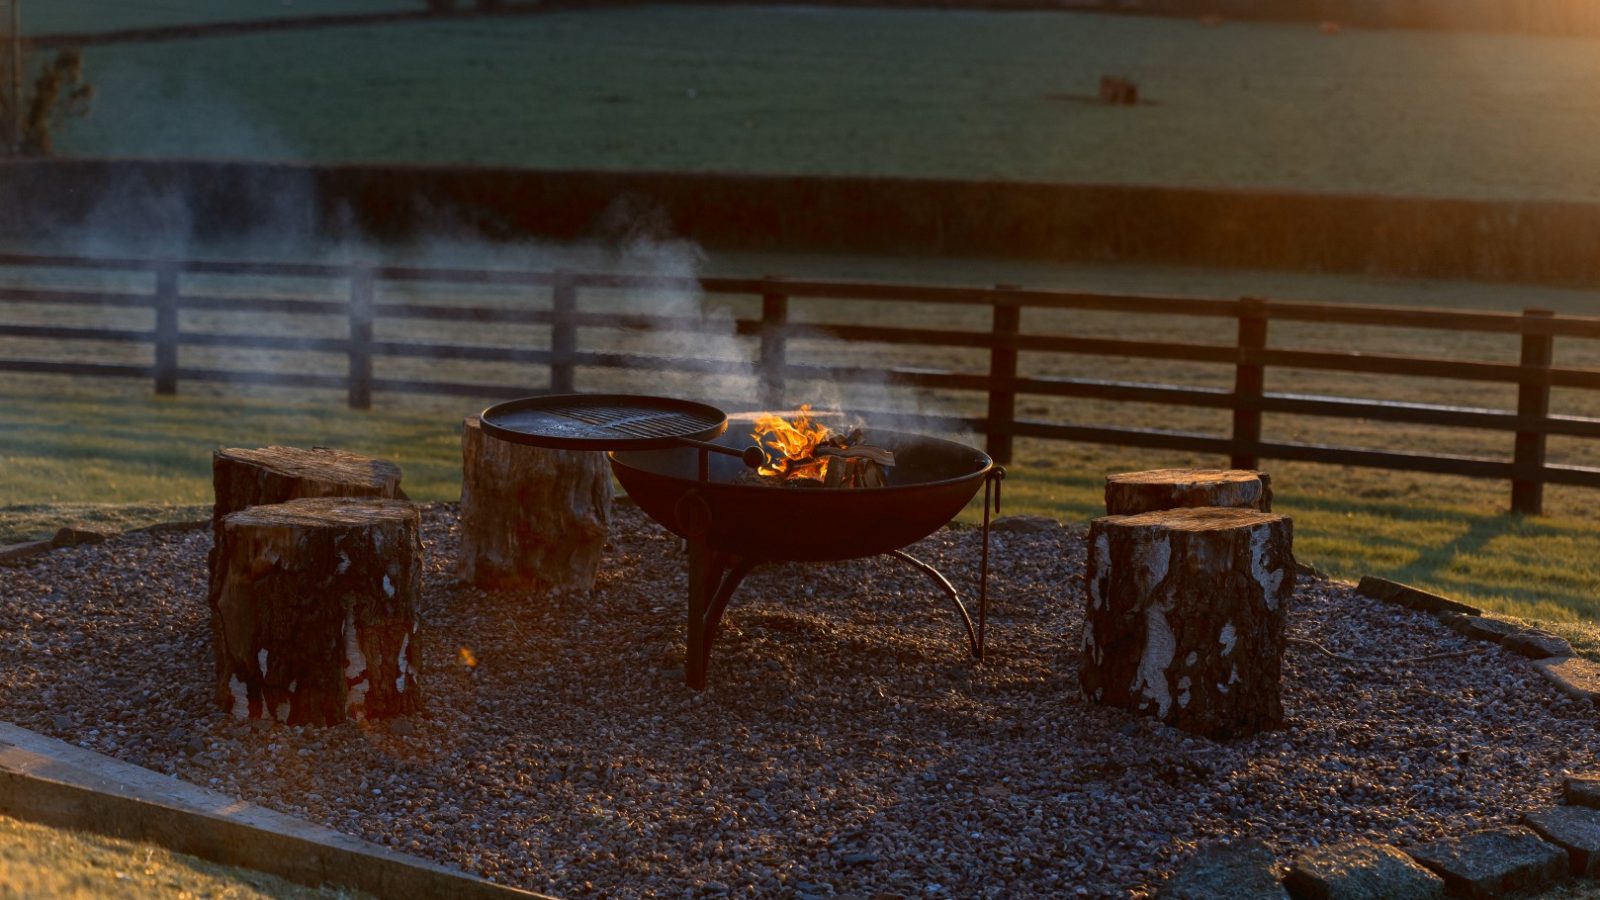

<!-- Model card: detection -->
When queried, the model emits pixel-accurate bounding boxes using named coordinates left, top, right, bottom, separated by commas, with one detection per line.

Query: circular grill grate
left=479, top=394, right=728, bottom=450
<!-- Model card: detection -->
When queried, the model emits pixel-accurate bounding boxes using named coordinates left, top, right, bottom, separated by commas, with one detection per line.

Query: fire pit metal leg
left=684, top=546, right=757, bottom=690
left=888, top=549, right=980, bottom=658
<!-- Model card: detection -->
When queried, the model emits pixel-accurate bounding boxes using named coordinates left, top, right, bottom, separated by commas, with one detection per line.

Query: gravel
left=1, top=501, right=1596, bottom=898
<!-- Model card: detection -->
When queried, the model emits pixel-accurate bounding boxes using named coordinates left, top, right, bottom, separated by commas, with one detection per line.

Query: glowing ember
left=749, top=405, right=894, bottom=488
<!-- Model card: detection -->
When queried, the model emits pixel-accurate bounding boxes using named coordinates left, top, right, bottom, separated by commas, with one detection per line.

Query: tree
left=0, top=47, right=92, bottom=157
left=17, top=49, right=92, bottom=156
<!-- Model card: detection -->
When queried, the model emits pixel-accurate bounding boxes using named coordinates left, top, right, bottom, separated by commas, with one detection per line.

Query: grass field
left=0, top=812, right=367, bottom=899
left=3, top=250, right=1599, bottom=644
left=33, top=6, right=1600, bottom=201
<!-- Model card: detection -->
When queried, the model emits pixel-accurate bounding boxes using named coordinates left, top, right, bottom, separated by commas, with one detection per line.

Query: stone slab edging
left=1354, top=576, right=1592, bottom=703
left=0, top=721, right=552, bottom=900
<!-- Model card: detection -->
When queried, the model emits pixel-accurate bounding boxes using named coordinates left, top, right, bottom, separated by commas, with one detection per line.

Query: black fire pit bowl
left=609, top=427, right=993, bottom=562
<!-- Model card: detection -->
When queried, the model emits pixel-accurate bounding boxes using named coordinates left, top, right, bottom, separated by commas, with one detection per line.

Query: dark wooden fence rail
left=3, top=253, right=1600, bottom=515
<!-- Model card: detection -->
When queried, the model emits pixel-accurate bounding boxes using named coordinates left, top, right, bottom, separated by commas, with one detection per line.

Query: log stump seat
left=1104, top=468, right=1272, bottom=516
left=211, top=445, right=406, bottom=527
left=1081, top=506, right=1295, bottom=739
left=458, top=415, right=613, bottom=592
left=209, top=497, right=422, bottom=725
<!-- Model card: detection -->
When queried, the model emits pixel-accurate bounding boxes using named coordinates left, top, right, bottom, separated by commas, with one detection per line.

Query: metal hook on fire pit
left=978, top=466, right=1006, bottom=661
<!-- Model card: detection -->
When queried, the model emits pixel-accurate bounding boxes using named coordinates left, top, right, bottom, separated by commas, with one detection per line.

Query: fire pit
left=481, top=394, right=1004, bottom=688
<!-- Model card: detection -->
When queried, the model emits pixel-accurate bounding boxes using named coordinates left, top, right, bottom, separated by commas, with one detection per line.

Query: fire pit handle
left=673, top=437, right=767, bottom=470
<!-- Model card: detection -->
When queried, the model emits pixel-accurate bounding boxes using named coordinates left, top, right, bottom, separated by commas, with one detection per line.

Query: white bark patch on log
left=228, top=675, right=250, bottom=718
left=383, top=574, right=395, bottom=598
left=1185, top=651, right=1198, bottom=667
left=337, top=552, right=351, bottom=574
left=1178, top=676, right=1192, bottom=709
left=1220, top=621, right=1237, bottom=656
left=257, top=648, right=268, bottom=676
left=396, top=634, right=410, bottom=693
left=1134, top=605, right=1176, bottom=717
left=344, top=611, right=369, bottom=716
left=1132, top=534, right=1171, bottom=598
left=1089, top=532, right=1112, bottom=610
left=275, top=701, right=289, bottom=722
left=1251, top=525, right=1285, bottom=609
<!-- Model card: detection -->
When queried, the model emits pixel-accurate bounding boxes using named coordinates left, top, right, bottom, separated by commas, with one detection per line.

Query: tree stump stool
left=1081, top=506, right=1295, bottom=739
left=458, top=415, right=613, bottom=592
left=210, top=445, right=405, bottom=554
left=209, top=497, right=422, bottom=725
left=1104, top=468, right=1271, bottom=516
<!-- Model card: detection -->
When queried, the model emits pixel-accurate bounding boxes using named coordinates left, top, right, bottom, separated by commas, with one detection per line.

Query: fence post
left=1512, top=308, right=1556, bottom=515
left=550, top=270, right=576, bottom=393
left=347, top=264, right=375, bottom=410
left=153, top=262, right=179, bottom=396
left=986, top=284, right=1020, bottom=466
left=1230, top=297, right=1268, bottom=470
left=758, top=278, right=788, bottom=410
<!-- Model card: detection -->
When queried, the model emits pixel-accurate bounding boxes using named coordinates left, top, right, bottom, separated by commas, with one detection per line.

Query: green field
left=37, top=6, right=1600, bottom=201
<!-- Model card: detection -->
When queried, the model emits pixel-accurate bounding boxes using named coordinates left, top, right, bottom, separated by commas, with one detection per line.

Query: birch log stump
left=1104, top=468, right=1271, bottom=516
left=1081, top=506, right=1295, bottom=739
left=458, top=416, right=613, bottom=592
left=210, top=498, right=422, bottom=725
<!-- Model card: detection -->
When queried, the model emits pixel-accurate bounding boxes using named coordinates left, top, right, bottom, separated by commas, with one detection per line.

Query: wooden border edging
left=0, top=721, right=555, bottom=900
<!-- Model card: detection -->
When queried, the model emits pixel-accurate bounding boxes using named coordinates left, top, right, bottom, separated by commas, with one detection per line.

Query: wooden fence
left=3, top=253, right=1600, bottom=515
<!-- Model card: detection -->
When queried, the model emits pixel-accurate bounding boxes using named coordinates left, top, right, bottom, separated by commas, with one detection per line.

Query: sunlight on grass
left=5, top=375, right=1600, bottom=632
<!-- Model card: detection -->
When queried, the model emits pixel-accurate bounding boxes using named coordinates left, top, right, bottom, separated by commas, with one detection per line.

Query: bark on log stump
left=1104, top=468, right=1272, bottom=516
left=1081, top=506, right=1295, bottom=739
left=209, top=497, right=422, bottom=725
left=458, top=416, right=613, bottom=592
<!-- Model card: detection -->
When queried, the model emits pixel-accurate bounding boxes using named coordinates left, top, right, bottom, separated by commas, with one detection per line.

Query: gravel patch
left=1, top=502, right=1595, bottom=898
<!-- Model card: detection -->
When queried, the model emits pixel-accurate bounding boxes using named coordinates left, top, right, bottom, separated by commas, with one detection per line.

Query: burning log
left=1103, top=468, right=1271, bottom=516
left=209, top=497, right=423, bottom=725
left=458, top=415, right=613, bottom=592
left=748, top=406, right=894, bottom=489
left=1080, top=506, right=1295, bottom=739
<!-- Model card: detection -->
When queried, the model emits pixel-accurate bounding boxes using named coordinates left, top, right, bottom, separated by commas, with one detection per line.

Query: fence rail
left=3, top=252, right=1600, bottom=515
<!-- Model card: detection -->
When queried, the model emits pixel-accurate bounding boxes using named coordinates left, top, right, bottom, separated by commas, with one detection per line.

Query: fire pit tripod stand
left=481, top=394, right=1006, bottom=689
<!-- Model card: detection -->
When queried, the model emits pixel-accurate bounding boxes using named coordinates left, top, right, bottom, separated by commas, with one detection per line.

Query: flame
left=751, top=404, right=835, bottom=481
left=457, top=646, right=478, bottom=669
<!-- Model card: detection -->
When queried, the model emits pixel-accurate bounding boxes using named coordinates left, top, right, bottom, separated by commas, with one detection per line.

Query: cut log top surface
left=1100, top=506, right=1284, bottom=531
left=223, top=497, right=417, bottom=529
left=215, top=446, right=401, bottom=489
left=1105, top=468, right=1259, bottom=487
